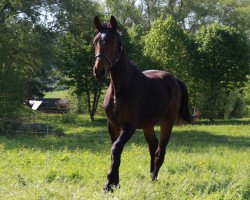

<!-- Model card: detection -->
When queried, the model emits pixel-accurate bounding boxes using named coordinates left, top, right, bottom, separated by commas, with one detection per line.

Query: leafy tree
left=143, top=16, right=191, bottom=81
left=56, top=33, right=101, bottom=120
left=195, top=23, right=249, bottom=120
left=0, top=0, right=58, bottom=130
left=0, top=64, right=25, bottom=120
left=138, top=0, right=250, bottom=34
left=55, top=0, right=102, bottom=121
left=0, top=1, right=57, bottom=100
left=126, top=25, right=156, bottom=70
left=104, top=0, right=143, bottom=27
left=139, top=0, right=166, bottom=27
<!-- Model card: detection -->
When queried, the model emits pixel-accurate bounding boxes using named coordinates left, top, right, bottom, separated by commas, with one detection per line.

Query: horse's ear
left=94, top=16, right=102, bottom=31
left=110, top=15, right=118, bottom=30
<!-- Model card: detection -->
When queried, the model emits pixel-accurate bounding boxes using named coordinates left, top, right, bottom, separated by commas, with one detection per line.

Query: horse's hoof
left=102, top=186, right=113, bottom=194
left=103, top=182, right=120, bottom=194
left=103, top=183, right=114, bottom=194
left=151, top=173, right=158, bottom=181
left=150, top=172, right=154, bottom=180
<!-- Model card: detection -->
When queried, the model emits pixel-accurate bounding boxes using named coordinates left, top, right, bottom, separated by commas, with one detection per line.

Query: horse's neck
left=109, top=49, right=132, bottom=97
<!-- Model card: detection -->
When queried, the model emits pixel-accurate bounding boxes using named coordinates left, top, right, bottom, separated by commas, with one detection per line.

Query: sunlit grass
left=0, top=115, right=249, bottom=199
left=44, top=90, right=69, bottom=99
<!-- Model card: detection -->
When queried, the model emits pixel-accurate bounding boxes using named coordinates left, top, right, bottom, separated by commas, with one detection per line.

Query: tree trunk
left=85, top=80, right=102, bottom=122
left=76, top=94, right=83, bottom=114
left=90, top=111, right=95, bottom=122
left=89, top=83, right=102, bottom=122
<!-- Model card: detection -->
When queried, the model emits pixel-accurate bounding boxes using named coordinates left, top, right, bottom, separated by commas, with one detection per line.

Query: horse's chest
left=104, top=95, right=134, bottom=124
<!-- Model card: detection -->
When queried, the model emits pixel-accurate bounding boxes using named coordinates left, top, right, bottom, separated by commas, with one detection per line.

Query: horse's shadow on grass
left=1, top=128, right=249, bottom=153
left=130, top=129, right=250, bottom=152
left=196, top=118, right=250, bottom=126
left=169, top=130, right=249, bottom=151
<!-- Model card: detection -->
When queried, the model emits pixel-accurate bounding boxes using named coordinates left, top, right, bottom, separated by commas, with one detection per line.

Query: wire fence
left=0, top=112, right=50, bottom=135
left=0, top=98, right=71, bottom=136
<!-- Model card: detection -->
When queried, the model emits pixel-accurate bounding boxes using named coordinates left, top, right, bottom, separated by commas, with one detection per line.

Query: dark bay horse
left=93, top=16, right=199, bottom=191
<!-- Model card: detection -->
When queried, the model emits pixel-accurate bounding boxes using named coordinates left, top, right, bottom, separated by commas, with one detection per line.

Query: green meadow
left=0, top=114, right=249, bottom=199
left=44, top=90, right=70, bottom=99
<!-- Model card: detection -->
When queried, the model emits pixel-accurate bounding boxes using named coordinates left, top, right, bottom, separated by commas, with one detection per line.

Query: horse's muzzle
left=93, top=67, right=106, bottom=82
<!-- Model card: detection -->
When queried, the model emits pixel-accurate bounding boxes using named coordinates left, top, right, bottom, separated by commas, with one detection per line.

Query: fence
left=0, top=98, right=71, bottom=135
left=0, top=112, right=51, bottom=135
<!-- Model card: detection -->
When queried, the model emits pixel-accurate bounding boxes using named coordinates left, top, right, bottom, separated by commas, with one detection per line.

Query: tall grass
left=0, top=115, right=249, bottom=199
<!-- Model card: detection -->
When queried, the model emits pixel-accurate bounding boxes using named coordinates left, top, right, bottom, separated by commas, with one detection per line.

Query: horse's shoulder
left=103, top=85, right=113, bottom=107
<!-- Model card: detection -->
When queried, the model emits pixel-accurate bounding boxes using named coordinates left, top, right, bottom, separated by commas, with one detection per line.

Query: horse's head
left=93, top=15, right=121, bottom=82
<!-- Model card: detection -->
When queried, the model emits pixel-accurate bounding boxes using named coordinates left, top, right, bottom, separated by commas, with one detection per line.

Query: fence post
left=46, top=114, right=49, bottom=135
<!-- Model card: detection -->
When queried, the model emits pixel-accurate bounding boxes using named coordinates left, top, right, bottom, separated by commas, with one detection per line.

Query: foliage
left=125, top=24, right=157, bottom=70
left=56, top=33, right=93, bottom=95
left=0, top=1, right=57, bottom=100
left=138, top=0, right=250, bottom=34
left=0, top=1, right=59, bottom=129
left=0, top=64, right=24, bottom=119
left=245, top=76, right=250, bottom=113
left=222, top=91, right=248, bottom=119
left=196, top=23, right=249, bottom=89
left=0, top=114, right=249, bottom=199
left=105, top=0, right=143, bottom=27
left=54, top=0, right=102, bottom=121
left=143, top=16, right=191, bottom=81
left=194, top=23, right=249, bottom=120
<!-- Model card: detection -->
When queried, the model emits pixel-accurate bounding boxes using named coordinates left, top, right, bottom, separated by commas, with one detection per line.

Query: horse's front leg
left=104, top=124, right=135, bottom=192
left=107, top=120, right=119, bottom=144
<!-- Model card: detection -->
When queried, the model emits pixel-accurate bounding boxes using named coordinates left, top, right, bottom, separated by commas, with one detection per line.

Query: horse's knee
left=155, top=145, right=166, bottom=156
left=111, top=140, right=124, bottom=156
left=108, top=122, right=119, bottom=143
left=155, top=146, right=166, bottom=166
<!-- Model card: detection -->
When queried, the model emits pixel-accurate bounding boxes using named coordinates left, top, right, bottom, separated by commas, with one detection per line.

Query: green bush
left=0, top=64, right=25, bottom=129
left=194, top=23, right=249, bottom=120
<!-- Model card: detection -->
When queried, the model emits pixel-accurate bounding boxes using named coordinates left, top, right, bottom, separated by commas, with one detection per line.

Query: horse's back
left=143, top=70, right=180, bottom=91
left=143, top=69, right=169, bottom=77
left=143, top=70, right=173, bottom=80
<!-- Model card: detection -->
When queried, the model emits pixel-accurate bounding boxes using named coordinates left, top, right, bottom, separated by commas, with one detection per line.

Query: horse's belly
left=137, top=118, right=160, bottom=129
left=137, top=106, right=166, bottom=129
left=136, top=86, right=171, bottom=129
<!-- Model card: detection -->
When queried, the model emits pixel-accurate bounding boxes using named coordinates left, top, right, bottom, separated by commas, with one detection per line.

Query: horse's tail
left=177, top=79, right=200, bottom=124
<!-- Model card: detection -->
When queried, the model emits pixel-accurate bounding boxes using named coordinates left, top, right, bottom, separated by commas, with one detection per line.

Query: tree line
left=0, top=0, right=249, bottom=122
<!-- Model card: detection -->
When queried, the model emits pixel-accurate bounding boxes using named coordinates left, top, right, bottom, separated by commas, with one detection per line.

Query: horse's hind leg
left=143, top=126, right=159, bottom=175
left=152, top=112, right=177, bottom=181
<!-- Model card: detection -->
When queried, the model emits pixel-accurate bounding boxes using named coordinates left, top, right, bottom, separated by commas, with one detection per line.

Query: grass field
left=44, top=90, right=69, bottom=98
left=0, top=114, right=249, bottom=199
